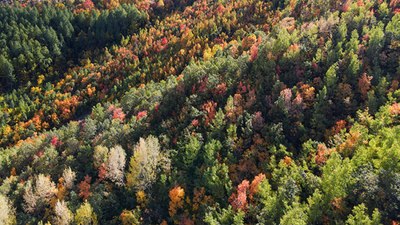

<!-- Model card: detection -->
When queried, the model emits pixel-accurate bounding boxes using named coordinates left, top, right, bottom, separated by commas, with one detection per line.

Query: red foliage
left=83, top=0, right=95, bottom=10
left=229, top=173, right=266, bottom=211
left=237, top=82, right=248, bottom=94
left=197, top=77, right=208, bottom=94
left=216, top=4, right=226, bottom=14
left=113, top=108, right=126, bottom=121
left=134, top=0, right=152, bottom=12
left=36, top=150, right=44, bottom=158
left=180, top=217, right=195, bottom=225
left=161, top=37, right=168, bottom=45
left=191, top=119, right=199, bottom=127
left=78, top=175, right=92, bottom=200
left=136, top=110, right=148, bottom=121
left=391, top=0, right=400, bottom=9
left=51, top=136, right=59, bottom=146
left=342, top=0, right=351, bottom=12
left=108, top=105, right=126, bottom=121
left=242, top=36, right=257, bottom=50
left=312, top=62, right=319, bottom=70
left=154, top=103, right=160, bottom=113
left=245, top=89, right=257, bottom=109
left=276, top=65, right=282, bottom=76
left=252, top=112, right=265, bottom=131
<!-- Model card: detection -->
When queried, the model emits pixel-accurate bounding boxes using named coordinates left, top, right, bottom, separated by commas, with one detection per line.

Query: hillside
left=0, top=0, right=400, bottom=224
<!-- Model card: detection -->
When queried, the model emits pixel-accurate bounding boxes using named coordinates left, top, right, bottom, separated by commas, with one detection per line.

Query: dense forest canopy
left=0, top=0, right=400, bottom=224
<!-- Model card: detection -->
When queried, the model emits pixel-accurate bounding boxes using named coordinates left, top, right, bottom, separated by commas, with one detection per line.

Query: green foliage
left=0, top=1, right=400, bottom=224
left=178, top=133, right=202, bottom=169
left=0, top=55, right=14, bottom=88
left=204, top=206, right=245, bottom=225
left=280, top=202, right=308, bottom=225
left=321, top=153, right=354, bottom=201
left=74, top=201, right=98, bottom=225
left=345, top=204, right=381, bottom=225
left=203, top=161, right=232, bottom=203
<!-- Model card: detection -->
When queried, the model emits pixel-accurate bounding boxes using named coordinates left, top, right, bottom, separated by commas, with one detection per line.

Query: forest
left=0, top=0, right=400, bottom=224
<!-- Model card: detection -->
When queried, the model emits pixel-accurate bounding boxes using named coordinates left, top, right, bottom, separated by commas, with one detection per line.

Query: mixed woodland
left=0, top=0, right=400, bottom=224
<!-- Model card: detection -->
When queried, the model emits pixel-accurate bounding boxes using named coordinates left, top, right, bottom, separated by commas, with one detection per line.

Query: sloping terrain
left=0, top=0, right=400, bottom=224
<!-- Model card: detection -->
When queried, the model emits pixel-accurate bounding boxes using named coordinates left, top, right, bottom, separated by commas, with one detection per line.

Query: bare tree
left=53, top=200, right=73, bottom=225
left=106, top=145, right=126, bottom=186
left=63, top=167, right=76, bottom=190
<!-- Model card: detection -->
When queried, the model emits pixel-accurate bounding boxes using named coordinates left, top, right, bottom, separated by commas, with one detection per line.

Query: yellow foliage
left=31, top=86, right=42, bottom=94
left=136, top=190, right=147, bottom=207
left=203, top=47, right=213, bottom=61
left=37, top=75, right=45, bottom=85
left=3, top=125, right=12, bottom=136
left=156, top=0, right=164, bottom=8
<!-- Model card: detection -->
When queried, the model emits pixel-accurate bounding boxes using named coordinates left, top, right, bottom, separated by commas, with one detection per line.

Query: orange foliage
left=242, top=35, right=257, bottom=50
left=54, top=96, right=80, bottom=120
left=10, top=167, right=16, bottom=176
left=358, top=73, right=372, bottom=100
left=202, top=101, right=217, bottom=126
left=192, top=187, right=212, bottom=211
left=78, top=175, right=92, bottom=200
left=283, top=156, right=293, bottom=166
left=250, top=44, right=259, bottom=62
left=97, top=163, right=107, bottom=181
left=331, top=120, right=347, bottom=135
left=337, top=130, right=361, bottom=154
left=331, top=197, right=345, bottom=213
left=213, top=83, right=227, bottom=96
left=390, top=102, right=400, bottom=115
left=56, top=178, right=67, bottom=200
left=300, top=84, right=315, bottom=108
left=169, top=186, right=185, bottom=217
left=249, top=173, right=266, bottom=201
left=280, top=17, right=296, bottom=32
left=229, top=180, right=249, bottom=211
left=315, top=143, right=333, bottom=165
